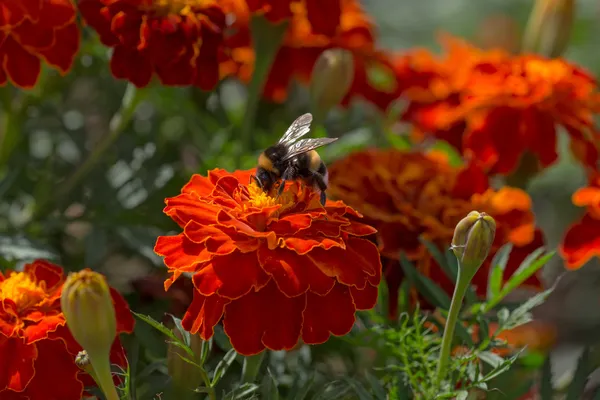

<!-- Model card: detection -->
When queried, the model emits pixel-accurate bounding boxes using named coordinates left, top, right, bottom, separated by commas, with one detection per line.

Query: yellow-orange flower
left=560, top=173, right=600, bottom=269
left=154, top=168, right=381, bottom=355
left=0, top=260, right=134, bottom=399
left=327, top=148, right=544, bottom=316
left=394, top=35, right=600, bottom=175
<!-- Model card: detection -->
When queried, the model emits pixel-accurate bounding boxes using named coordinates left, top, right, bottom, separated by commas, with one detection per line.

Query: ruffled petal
left=302, top=283, right=356, bottom=344
left=561, top=214, right=600, bottom=270
left=182, top=291, right=230, bottom=340
left=0, top=335, right=37, bottom=392
left=223, top=280, right=305, bottom=355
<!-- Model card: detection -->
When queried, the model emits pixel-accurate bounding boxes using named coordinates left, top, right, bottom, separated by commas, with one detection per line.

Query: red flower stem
left=237, top=16, right=288, bottom=166
left=31, top=83, right=146, bottom=221
left=241, top=351, right=266, bottom=384
left=434, top=264, right=472, bottom=388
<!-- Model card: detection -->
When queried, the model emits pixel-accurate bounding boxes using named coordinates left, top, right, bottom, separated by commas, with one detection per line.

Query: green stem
left=0, top=86, right=18, bottom=170
left=87, top=352, right=120, bottom=400
left=238, top=16, right=288, bottom=166
left=241, top=351, right=266, bottom=384
left=435, top=266, right=472, bottom=387
left=31, top=84, right=145, bottom=220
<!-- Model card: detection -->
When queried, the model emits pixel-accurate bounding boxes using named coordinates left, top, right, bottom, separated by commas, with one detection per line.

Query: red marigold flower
left=223, top=0, right=392, bottom=104
left=154, top=168, right=381, bottom=356
left=560, top=173, right=600, bottom=269
left=0, top=0, right=80, bottom=89
left=395, top=34, right=600, bottom=175
left=78, top=0, right=231, bottom=90
left=0, top=260, right=134, bottom=399
left=327, top=148, right=544, bottom=317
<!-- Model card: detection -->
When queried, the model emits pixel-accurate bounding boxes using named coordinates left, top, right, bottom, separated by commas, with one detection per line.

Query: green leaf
left=502, top=250, right=555, bottom=295
left=291, top=374, right=316, bottom=400
left=200, top=337, right=212, bottom=366
left=132, top=312, right=180, bottom=343
left=455, top=391, right=469, bottom=400
left=365, top=372, right=387, bottom=400
left=169, top=314, right=191, bottom=347
left=222, top=383, right=260, bottom=400
left=261, top=369, right=279, bottom=400
left=487, top=244, right=512, bottom=300
left=341, top=377, right=373, bottom=400
left=478, top=351, right=505, bottom=368
left=540, top=355, right=553, bottom=400
left=503, top=287, right=554, bottom=330
left=399, top=252, right=451, bottom=310
left=212, top=348, right=238, bottom=386
left=420, top=239, right=453, bottom=281
left=566, top=347, right=591, bottom=400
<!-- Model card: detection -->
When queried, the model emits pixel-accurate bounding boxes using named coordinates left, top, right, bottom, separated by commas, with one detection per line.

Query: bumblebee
left=252, top=113, right=338, bottom=206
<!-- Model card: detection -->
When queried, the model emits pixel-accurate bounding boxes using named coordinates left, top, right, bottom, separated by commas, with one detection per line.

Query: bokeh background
left=2, top=0, right=600, bottom=397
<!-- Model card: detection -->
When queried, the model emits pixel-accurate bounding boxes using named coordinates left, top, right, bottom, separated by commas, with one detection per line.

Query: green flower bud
left=523, top=0, right=574, bottom=57
left=451, top=211, right=496, bottom=276
left=309, top=48, right=355, bottom=120
left=61, top=269, right=120, bottom=400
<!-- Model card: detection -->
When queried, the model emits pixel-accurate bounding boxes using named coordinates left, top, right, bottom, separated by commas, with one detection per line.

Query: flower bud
left=523, top=0, right=574, bottom=57
left=451, top=211, right=496, bottom=276
left=61, top=270, right=117, bottom=355
left=168, top=330, right=204, bottom=398
left=309, top=48, right=355, bottom=120
left=61, top=269, right=120, bottom=400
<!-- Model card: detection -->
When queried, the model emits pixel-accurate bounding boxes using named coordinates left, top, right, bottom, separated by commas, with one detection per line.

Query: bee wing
left=281, top=138, right=338, bottom=161
left=278, top=113, right=313, bottom=145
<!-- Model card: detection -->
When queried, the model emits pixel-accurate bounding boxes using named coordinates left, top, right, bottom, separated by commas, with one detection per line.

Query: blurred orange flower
left=154, top=168, right=381, bottom=355
left=78, top=0, right=229, bottom=89
left=0, top=260, right=134, bottom=399
left=0, top=0, right=79, bottom=88
left=327, top=149, right=544, bottom=316
left=396, top=35, right=600, bottom=175
left=560, top=173, right=600, bottom=269
left=224, top=0, right=393, bottom=104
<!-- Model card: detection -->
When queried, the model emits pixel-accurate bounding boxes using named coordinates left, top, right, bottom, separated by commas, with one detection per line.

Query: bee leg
left=250, top=175, right=263, bottom=189
left=311, top=172, right=328, bottom=206
left=277, top=167, right=295, bottom=197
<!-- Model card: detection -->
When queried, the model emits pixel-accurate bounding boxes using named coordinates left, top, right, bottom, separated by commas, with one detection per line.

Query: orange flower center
left=0, top=272, right=47, bottom=312
left=144, top=0, right=206, bottom=15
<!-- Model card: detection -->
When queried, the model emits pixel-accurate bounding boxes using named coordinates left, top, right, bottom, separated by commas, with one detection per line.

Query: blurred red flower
left=0, top=260, right=134, bottom=399
left=327, top=149, right=544, bottom=317
left=78, top=0, right=230, bottom=90
left=154, top=168, right=381, bottom=355
left=0, top=0, right=79, bottom=89
left=224, top=0, right=395, bottom=104
left=560, top=173, right=600, bottom=269
left=395, top=35, right=600, bottom=175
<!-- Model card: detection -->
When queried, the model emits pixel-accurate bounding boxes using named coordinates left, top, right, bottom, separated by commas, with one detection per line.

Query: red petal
left=302, top=283, right=356, bottom=344
left=258, top=246, right=335, bottom=297
left=0, top=335, right=36, bottom=392
left=110, top=45, right=153, bottom=87
left=164, top=193, right=220, bottom=227
left=182, top=174, right=216, bottom=197
left=192, top=252, right=270, bottom=299
left=3, top=36, right=41, bottom=89
left=223, top=280, right=305, bottom=355
left=38, top=22, right=80, bottom=73
left=305, top=0, right=341, bottom=36
left=23, top=314, right=64, bottom=343
left=109, top=287, right=135, bottom=334
left=181, top=291, right=229, bottom=340
left=283, top=237, right=342, bottom=254
left=36, top=0, right=76, bottom=29
left=340, top=221, right=378, bottom=236
left=560, top=214, right=600, bottom=270
left=27, top=260, right=64, bottom=289
left=350, top=284, right=378, bottom=310
left=308, top=238, right=379, bottom=289
left=154, top=234, right=210, bottom=288
left=19, top=338, right=84, bottom=399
